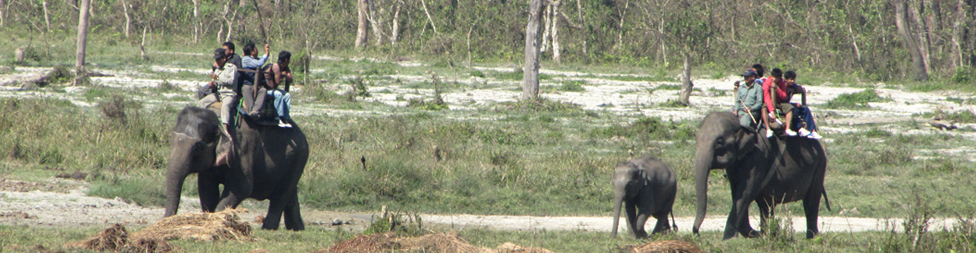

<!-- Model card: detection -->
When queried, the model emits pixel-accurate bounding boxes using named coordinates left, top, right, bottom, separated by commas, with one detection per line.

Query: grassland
left=3, top=29, right=976, bottom=252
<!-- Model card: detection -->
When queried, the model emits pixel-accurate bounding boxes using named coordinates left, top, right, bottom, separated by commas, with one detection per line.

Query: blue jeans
left=268, top=89, right=291, bottom=120
left=792, top=104, right=817, bottom=131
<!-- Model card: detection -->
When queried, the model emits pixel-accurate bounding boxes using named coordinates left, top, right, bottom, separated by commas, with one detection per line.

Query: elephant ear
left=735, top=126, right=758, bottom=159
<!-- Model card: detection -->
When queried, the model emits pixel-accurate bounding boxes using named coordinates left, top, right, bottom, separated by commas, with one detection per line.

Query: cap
left=741, top=69, right=758, bottom=77
left=213, top=48, right=227, bottom=60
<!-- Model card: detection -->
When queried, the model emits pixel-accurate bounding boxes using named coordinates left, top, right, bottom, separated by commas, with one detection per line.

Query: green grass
left=558, top=80, right=586, bottom=92
left=3, top=96, right=976, bottom=219
left=824, top=88, right=891, bottom=109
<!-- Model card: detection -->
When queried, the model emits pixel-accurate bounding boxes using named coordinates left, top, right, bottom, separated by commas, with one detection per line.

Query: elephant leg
left=262, top=196, right=287, bottom=230
left=726, top=178, right=760, bottom=239
left=215, top=184, right=252, bottom=211
left=634, top=211, right=650, bottom=239
left=197, top=172, right=221, bottom=212
left=625, top=202, right=642, bottom=238
left=803, top=191, right=823, bottom=238
left=651, top=214, right=670, bottom=235
left=283, top=191, right=305, bottom=231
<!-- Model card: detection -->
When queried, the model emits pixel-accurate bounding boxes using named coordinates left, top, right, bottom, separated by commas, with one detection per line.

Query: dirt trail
left=0, top=185, right=955, bottom=234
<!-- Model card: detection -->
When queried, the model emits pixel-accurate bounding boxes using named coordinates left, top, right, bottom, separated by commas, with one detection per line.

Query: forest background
left=2, top=0, right=975, bottom=83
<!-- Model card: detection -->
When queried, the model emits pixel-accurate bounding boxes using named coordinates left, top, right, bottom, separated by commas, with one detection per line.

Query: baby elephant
left=612, top=155, right=678, bottom=238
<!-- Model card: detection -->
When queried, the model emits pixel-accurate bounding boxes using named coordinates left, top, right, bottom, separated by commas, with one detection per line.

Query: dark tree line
left=3, top=0, right=975, bottom=81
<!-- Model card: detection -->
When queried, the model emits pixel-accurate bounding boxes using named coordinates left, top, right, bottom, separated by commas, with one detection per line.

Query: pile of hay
left=66, top=209, right=254, bottom=252
left=133, top=208, right=255, bottom=241
left=64, top=224, right=174, bottom=252
left=322, top=233, right=555, bottom=253
left=631, top=240, right=705, bottom=253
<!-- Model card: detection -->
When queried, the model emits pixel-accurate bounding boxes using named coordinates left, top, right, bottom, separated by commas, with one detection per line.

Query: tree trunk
left=121, top=0, right=130, bottom=39
left=551, top=0, right=561, bottom=64
left=224, top=3, right=239, bottom=42
left=193, top=0, right=200, bottom=43
left=679, top=53, right=693, bottom=105
left=522, top=0, right=546, bottom=100
left=615, top=0, right=629, bottom=51
left=540, top=3, right=551, bottom=53
left=390, top=1, right=401, bottom=45
left=951, top=0, right=965, bottom=69
left=420, top=0, right=437, bottom=33
left=369, top=0, right=384, bottom=46
left=895, top=0, right=929, bottom=81
left=141, top=25, right=149, bottom=61
left=355, top=0, right=368, bottom=50
left=576, top=0, right=586, bottom=55
left=0, top=0, right=5, bottom=27
left=43, top=0, right=51, bottom=32
left=909, top=0, right=932, bottom=75
left=74, top=0, right=91, bottom=86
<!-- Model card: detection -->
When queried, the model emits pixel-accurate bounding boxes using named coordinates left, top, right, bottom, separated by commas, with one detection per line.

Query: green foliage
left=825, top=89, right=888, bottom=109
left=43, top=65, right=74, bottom=86
left=558, top=80, right=586, bottom=92
left=470, top=70, right=485, bottom=78
left=588, top=117, right=695, bottom=141
left=952, top=66, right=975, bottom=84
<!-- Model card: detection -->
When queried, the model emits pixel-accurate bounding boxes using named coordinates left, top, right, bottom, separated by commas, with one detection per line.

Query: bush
left=951, top=66, right=974, bottom=84
left=825, top=89, right=888, bottom=109
left=558, top=81, right=586, bottom=92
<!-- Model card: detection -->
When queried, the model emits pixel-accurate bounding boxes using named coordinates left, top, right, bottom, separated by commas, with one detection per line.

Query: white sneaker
left=765, top=130, right=774, bottom=138
left=278, top=120, right=293, bottom=128
left=808, top=131, right=823, bottom=140
left=798, top=128, right=811, bottom=137
left=785, top=129, right=798, bottom=136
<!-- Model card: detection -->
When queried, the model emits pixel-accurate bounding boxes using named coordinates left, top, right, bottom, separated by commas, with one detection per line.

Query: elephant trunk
left=611, top=187, right=624, bottom=237
left=693, top=146, right=714, bottom=235
left=164, top=133, right=201, bottom=217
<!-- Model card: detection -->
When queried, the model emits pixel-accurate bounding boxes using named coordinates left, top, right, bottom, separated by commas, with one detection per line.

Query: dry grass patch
left=133, top=208, right=255, bottom=241
left=65, top=209, right=254, bottom=252
left=628, top=240, right=705, bottom=253
left=321, top=232, right=555, bottom=253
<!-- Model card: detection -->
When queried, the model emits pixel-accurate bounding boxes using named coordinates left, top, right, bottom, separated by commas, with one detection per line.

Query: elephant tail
left=822, top=189, right=832, bottom=212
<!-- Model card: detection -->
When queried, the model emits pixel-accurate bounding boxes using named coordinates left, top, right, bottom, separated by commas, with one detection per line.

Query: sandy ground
left=0, top=179, right=957, bottom=234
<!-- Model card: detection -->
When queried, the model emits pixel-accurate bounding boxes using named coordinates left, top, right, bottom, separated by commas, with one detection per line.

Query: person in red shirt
left=762, top=68, right=798, bottom=137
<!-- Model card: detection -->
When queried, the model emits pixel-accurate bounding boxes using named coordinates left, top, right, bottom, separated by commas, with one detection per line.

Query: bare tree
left=121, top=0, right=130, bottom=38
left=576, top=0, right=586, bottom=55
left=550, top=0, right=561, bottom=64
left=679, top=53, right=693, bottom=105
left=356, top=0, right=368, bottom=49
left=0, top=0, right=5, bottom=27
left=42, top=0, right=51, bottom=32
left=522, top=0, right=546, bottom=100
left=895, top=0, right=929, bottom=81
left=368, top=0, right=384, bottom=46
left=74, top=0, right=91, bottom=86
left=193, top=0, right=200, bottom=43
left=390, top=0, right=401, bottom=45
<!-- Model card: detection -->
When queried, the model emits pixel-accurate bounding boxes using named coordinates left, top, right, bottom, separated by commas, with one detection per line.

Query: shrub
left=558, top=80, right=586, bottom=92
left=825, top=89, right=888, bottom=109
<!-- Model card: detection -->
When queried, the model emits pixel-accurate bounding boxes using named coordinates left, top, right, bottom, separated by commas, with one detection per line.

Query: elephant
left=164, top=106, right=309, bottom=230
left=611, top=155, right=678, bottom=239
left=692, top=111, right=830, bottom=239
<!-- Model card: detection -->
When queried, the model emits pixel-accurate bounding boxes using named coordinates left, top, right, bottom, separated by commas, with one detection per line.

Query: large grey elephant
left=692, top=111, right=830, bottom=239
left=612, top=155, right=677, bottom=239
left=164, top=106, right=309, bottom=230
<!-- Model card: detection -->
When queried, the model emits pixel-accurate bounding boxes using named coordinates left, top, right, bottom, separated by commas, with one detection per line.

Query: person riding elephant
left=693, top=111, right=830, bottom=239
left=732, top=68, right=763, bottom=129
left=164, top=106, right=309, bottom=230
